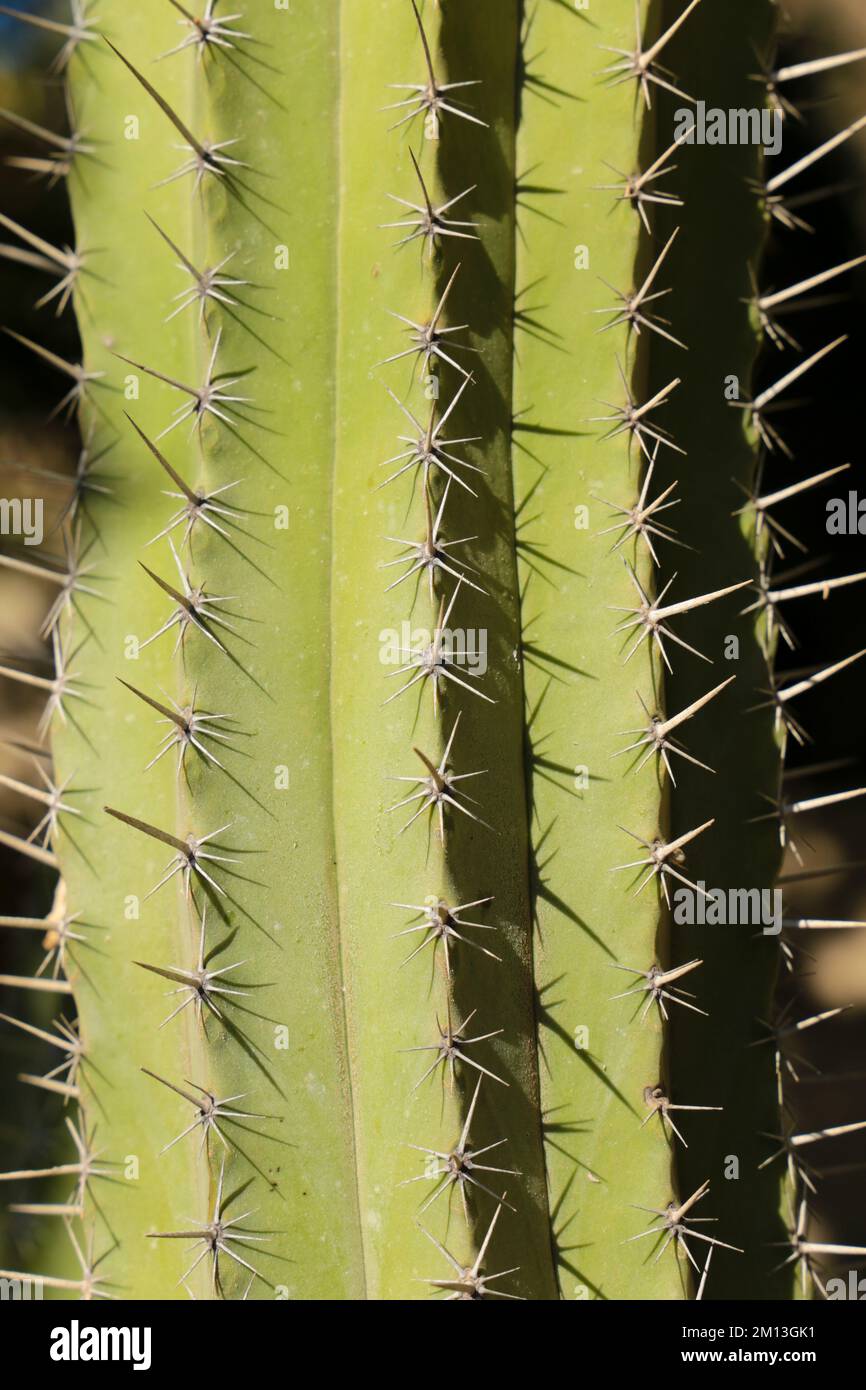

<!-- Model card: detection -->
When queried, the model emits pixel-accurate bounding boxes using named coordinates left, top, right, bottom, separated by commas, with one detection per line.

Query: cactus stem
left=383, top=150, right=478, bottom=249
left=419, top=1197, right=520, bottom=1300
left=611, top=957, right=707, bottom=1021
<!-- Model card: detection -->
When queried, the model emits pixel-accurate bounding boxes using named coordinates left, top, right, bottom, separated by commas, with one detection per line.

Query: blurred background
left=0, top=0, right=864, bottom=1292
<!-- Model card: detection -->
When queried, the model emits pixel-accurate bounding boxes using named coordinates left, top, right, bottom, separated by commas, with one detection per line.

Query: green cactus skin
left=14, top=0, right=862, bottom=1302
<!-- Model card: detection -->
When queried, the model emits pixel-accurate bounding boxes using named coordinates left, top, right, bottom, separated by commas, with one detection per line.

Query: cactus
left=0, top=0, right=865, bottom=1302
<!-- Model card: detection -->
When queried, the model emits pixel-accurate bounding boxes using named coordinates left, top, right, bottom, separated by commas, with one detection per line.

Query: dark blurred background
left=0, top=0, right=864, bottom=1289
